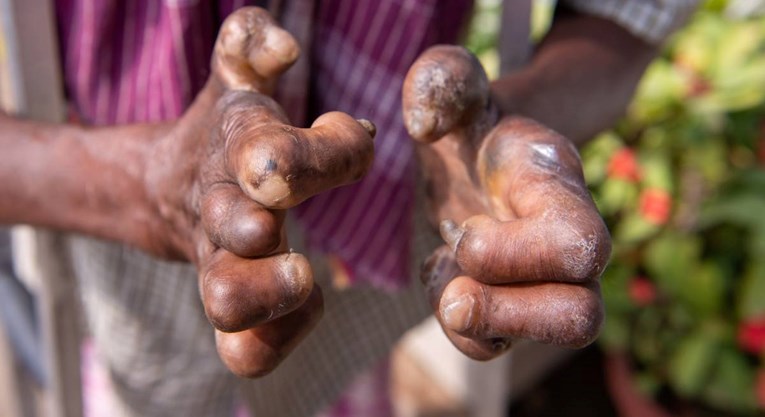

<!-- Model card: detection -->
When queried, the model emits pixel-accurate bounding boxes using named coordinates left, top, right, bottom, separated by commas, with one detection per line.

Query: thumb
left=213, top=7, right=300, bottom=95
left=402, top=45, right=495, bottom=143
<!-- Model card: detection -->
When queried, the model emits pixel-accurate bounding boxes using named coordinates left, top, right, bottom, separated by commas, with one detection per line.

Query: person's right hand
left=142, top=7, right=375, bottom=377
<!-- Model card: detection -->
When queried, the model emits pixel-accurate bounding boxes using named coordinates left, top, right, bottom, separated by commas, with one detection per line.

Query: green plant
left=583, top=3, right=765, bottom=414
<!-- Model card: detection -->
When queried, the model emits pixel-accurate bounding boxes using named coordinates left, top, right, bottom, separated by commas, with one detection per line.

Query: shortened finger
left=213, top=6, right=300, bottom=93
left=440, top=117, right=611, bottom=284
left=421, top=248, right=512, bottom=360
left=402, top=45, right=494, bottom=143
left=437, top=276, right=603, bottom=348
left=441, top=211, right=609, bottom=285
left=201, top=183, right=284, bottom=257
left=200, top=250, right=313, bottom=333
left=215, top=285, right=323, bottom=378
left=227, top=111, right=376, bottom=209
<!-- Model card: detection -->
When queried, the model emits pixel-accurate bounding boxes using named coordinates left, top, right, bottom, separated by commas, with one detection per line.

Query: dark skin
left=0, top=7, right=655, bottom=375
left=403, top=13, right=656, bottom=360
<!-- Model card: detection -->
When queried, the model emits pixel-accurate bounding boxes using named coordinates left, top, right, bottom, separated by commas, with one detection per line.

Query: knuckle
left=454, top=216, right=494, bottom=274
left=216, top=332, right=282, bottom=379
left=219, top=14, right=251, bottom=55
left=550, top=290, right=604, bottom=348
left=203, top=275, right=255, bottom=332
left=274, top=254, right=313, bottom=307
left=555, top=221, right=611, bottom=282
left=228, top=214, right=281, bottom=256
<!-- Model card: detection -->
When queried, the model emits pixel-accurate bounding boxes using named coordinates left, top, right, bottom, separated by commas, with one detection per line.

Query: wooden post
left=0, top=1, right=83, bottom=416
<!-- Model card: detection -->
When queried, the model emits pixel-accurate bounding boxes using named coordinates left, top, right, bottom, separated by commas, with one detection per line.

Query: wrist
left=490, top=69, right=537, bottom=119
left=140, top=122, right=200, bottom=260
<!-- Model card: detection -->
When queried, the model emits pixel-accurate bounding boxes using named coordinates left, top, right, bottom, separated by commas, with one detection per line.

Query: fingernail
left=263, top=27, right=299, bottom=64
left=356, top=119, right=377, bottom=139
left=405, top=107, right=436, bottom=140
left=440, top=219, right=465, bottom=252
left=491, top=337, right=511, bottom=352
left=441, top=294, right=476, bottom=333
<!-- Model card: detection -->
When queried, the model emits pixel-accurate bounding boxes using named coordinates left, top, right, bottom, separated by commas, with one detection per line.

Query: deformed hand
left=402, top=46, right=611, bottom=360
left=144, top=7, right=375, bottom=377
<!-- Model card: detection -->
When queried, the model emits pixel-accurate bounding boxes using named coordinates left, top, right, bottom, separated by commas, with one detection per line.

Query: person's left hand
left=402, top=46, right=611, bottom=360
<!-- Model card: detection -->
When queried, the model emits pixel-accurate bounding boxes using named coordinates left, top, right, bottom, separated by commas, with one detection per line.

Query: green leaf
left=700, top=193, right=765, bottom=231
left=596, top=179, right=639, bottom=217
left=602, top=264, right=635, bottom=312
left=580, top=132, right=623, bottom=186
left=614, top=212, right=660, bottom=244
left=600, top=314, right=631, bottom=352
left=640, top=159, right=674, bottom=193
left=634, top=370, right=662, bottom=398
left=682, top=138, right=728, bottom=184
left=628, top=60, right=687, bottom=124
left=634, top=308, right=665, bottom=366
left=737, top=261, right=765, bottom=319
left=644, top=233, right=701, bottom=299
left=703, top=347, right=758, bottom=413
left=685, top=261, right=726, bottom=317
left=668, top=331, right=719, bottom=398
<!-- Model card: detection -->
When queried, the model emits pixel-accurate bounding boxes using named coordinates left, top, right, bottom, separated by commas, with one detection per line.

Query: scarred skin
left=402, top=33, right=650, bottom=359
left=0, top=7, right=374, bottom=378
left=0, top=7, right=657, bottom=375
left=406, top=13, right=656, bottom=360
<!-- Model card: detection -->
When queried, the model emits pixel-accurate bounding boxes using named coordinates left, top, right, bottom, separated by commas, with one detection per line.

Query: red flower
left=687, top=76, right=712, bottom=98
left=628, top=277, right=657, bottom=306
left=756, top=369, right=765, bottom=409
left=639, top=188, right=672, bottom=225
left=607, top=148, right=641, bottom=182
left=738, top=318, right=765, bottom=355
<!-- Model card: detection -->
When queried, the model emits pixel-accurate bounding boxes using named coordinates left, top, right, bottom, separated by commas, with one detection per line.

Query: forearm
left=0, top=113, right=172, bottom=253
left=492, top=13, right=657, bottom=145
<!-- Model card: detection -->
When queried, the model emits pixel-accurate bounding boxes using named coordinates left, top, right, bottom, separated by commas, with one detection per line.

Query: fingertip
left=263, top=26, right=300, bottom=65
left=404, top=107, right=438, bottom=142
left=439, top=219, right=465, bottom=252
left=440, top=293, right=477, bottom=333
left=276, top=252, right=314, bottom=306
left=250, top=25, right=300, bottom=79
left=214, top=7, right=299, bottom=92
left=402, top=45, right=490, bottom=142
left=201, top=185, right=283, bottom=257
left=438, top=276, right=482, bottom=334
left=215, top=284, right=324, bottom=378
left=201, top=251, right=314, bottom=333
left=356, top=119, right=377, bottom=139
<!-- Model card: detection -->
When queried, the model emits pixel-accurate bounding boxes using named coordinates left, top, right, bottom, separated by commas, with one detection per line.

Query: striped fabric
left=54, top=0, right=473, bottom=291
left=565, top=0, right=699, bottom=44
left=293, top=0, right=473, bottom=290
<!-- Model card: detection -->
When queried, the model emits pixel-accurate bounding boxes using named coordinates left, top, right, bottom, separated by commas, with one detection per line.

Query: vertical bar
left=0, top=0, right=82, bottom=416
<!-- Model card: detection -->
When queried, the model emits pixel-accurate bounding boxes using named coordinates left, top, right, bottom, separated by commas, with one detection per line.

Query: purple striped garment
left=53, top=0, right=473, bottom=290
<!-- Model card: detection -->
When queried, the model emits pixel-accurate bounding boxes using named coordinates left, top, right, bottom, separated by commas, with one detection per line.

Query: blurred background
left=466, top=0, right=765, bottom=415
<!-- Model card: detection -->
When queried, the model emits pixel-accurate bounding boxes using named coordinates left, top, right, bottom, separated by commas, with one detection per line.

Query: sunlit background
left=466, top=0, right=765, bottom=415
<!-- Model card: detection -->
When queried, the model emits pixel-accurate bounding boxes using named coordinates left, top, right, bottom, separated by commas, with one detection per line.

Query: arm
left=492, top=12, right=657, bottom=144
left=0, top=7, right=375, bottom=378
left=0, top=113, right=173, bottom=256
left=403, top=2, right=697, bottom=360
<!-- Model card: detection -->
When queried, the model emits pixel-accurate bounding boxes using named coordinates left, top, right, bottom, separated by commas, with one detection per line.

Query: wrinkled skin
left=403, top=46, right=611, bottom=360
left=146, top=7, right=375, bottom=377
